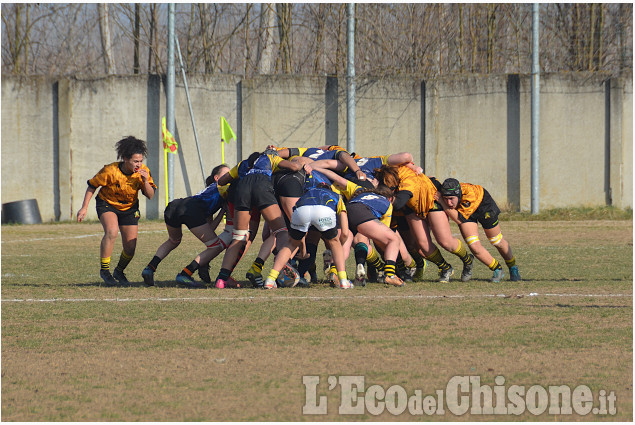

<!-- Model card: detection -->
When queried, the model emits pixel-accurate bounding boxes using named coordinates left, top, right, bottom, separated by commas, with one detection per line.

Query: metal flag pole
left=175, top=35, right=206, bottom=184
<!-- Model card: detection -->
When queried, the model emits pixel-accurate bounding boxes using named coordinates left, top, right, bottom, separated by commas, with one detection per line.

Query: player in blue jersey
left=140, top=164, right=231, bottom=288
left=213, top=150, right=308, bottom=289
left=314, top=167, right=417, bottom=287
left=262, top=181, right=353, bottom=289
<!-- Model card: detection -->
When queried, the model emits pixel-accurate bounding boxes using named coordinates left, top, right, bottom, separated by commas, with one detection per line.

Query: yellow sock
left=407, top=258, right=416, bottom=268
left=451, top=240, right=470, bottom=263
left=100, top=257, right=111, bottom=271
left=116, top=251, right=133, bottom=272
left=337, top=270, right=348, bottom=281
left=329, top=265, right=337, bottom=274
left=268, top=269, right=280, bottom=281
left=488, top=258, right=500, bottom=271
left=367, top=247, right=384, bottom=269
left=505, top=257, right=516, bottom=268
left=425, top=248, right=451, bottom=270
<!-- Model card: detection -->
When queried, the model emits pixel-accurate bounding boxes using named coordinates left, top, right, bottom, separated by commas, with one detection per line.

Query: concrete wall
left=1, top=73, right=632, bottom=222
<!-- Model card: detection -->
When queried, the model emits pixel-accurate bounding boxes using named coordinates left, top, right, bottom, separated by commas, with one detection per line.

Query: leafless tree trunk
left=276, top=3, right=292, bottom=73
left=133, top=3, right=140, bottom=74
left=257, top=3, right=276, bottom=74
left=97, top=3, right=115, bottom=74
left=486, top=4, right=497, bottom=73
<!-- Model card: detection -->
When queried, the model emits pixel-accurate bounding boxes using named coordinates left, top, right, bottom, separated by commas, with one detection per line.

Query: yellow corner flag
left=221, top=116, right=236, bottom=144
left=162, top=116, right=178, bottom=153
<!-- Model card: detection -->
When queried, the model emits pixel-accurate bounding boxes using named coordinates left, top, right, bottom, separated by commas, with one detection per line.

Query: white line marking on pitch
left=1, top=230, right=166, bottom=244
left=1, top=293, right=632, bottom=304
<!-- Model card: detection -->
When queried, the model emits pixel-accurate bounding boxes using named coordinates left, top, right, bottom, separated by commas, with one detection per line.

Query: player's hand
left=302, top=163, right=312, bottom=175
left=355, top=169, right=367, bottom=180
left=138, top=168, right=149, bottom=182
left=433, top=191, right=441, bottom=201
left=77, top=207, right=87, bottom=222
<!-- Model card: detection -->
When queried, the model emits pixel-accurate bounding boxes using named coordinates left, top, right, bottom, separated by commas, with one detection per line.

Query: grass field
left=1, top=216, right=632, bottom=421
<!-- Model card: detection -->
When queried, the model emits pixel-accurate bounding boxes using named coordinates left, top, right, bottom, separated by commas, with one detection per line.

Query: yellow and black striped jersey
left=88, top=162, right=156, bottom=211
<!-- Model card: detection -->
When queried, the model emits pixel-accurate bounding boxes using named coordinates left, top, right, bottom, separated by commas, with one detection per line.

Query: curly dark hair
left=115, top=136, right=148, bottom=160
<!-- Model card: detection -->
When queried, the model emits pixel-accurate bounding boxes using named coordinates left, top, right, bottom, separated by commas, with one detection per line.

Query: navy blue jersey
left=230, top=154, right=285, bottom=179
left=295, top=187, right=344, bottom=213
left=192, top=183, right=224, bottom=215
left=349, top=191, right=391, bottom=219
left=344, top=156, right=387, bottom=180
left=303, top=169, right=332, bottom=191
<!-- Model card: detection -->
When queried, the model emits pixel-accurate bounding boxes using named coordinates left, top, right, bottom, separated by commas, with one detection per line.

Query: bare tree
left=276, top=3, right=292, bottom=73
left=97, top=3, right=115, bottom=74
left=256, top=4, right=276, bottom=74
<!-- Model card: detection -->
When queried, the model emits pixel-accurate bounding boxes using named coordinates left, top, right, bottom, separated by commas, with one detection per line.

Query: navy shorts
left=164, top=197, right=209, bottom=229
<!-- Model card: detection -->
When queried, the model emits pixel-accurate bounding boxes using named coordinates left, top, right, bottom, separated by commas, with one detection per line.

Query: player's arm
left=335, top=151, right=367, bottom=181
left=77, top=185, right=96, bottom=222
left=207, top=207, right=226, bottom=232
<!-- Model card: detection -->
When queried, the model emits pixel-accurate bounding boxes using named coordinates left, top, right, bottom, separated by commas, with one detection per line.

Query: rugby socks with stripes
left=425, top=248, right=452, bottom=272
left=146, top=256, right=162, bottom=272
left=115, top=251, right=133, bottom=272
left=451, top=240, right=472, bottom=265
left=181, top=260, right=199, bottom=276
left=248, top=257, right=265, bottom=276
left=383, top=260, right=397, bottom=278
left=505, top=256, right=516, bottom=268
left=367, top=246, right=385, bottom=270
left=101, top=257, right=111, bottom=271
left=411, top=250, right=426, bottom=269
left=488, top=258, right=501, bottom=271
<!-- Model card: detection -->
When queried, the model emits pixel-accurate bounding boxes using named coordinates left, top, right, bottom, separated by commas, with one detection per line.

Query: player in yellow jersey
left=77, top=136, right=156, bottom=286
left=438, top=178, right=521, bottom=282
left=374, top=164, right=475, bottom=283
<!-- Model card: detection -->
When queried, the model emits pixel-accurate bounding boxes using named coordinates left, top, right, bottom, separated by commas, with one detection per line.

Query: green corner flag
left=221, top=116, right=236, bottom=144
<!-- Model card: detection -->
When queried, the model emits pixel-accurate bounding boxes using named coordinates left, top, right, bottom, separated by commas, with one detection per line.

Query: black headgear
left=441, top=178, right=462, bottom=199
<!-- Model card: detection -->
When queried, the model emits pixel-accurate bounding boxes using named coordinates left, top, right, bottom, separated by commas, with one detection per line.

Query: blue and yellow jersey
left=192, top=182, right=227, bottom=216
left=303, top=169, right=332, bottom=191
left=331, top=180, right=364, bottom=202
left=228, top=154, right=285, bottom=180
left=88, top=161, right=157, bottom=211
left=327, top=145, right=362, bottom=159
left=349, top=192, right=393, bottom=227
left=295, top=187, right=346, bottom=214
left=344, top=156, right=388, bottom=180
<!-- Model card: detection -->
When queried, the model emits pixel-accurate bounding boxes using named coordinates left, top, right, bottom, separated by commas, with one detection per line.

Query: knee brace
left=465, top=235, right=480, bottom=246
left=232, top=229, right=249, bottom=241
left=488, top=233, right=503, bottom=246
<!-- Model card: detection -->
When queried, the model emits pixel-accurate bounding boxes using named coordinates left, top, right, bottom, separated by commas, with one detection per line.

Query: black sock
left=298, top=243, right=318, bottom=276
left=217, top=268, right=231, bottom=281
left=183, top=260, right=199, bottom=275
left=148, top=255, right=162, bottom=271
left=354, top=242, right=369, bottom=265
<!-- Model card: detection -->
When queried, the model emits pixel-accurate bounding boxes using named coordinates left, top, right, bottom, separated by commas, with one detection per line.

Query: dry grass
left=1, top=219, right=632, bottom=421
